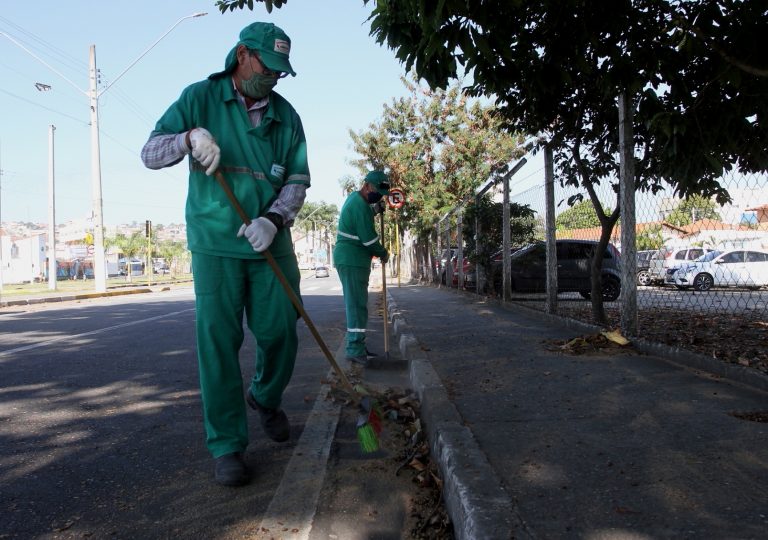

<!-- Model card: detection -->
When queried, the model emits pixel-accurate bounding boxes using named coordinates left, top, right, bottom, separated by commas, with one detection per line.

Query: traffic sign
left=387, top=188, right=406, bottom=209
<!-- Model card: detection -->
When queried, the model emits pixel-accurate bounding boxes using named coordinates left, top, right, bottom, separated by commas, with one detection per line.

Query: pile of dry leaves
left=556, top=305, right=768, bottom=375
left=327, top=382, right=453, bottom=539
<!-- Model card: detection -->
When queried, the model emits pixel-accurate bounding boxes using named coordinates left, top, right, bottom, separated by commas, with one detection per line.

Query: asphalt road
left=0, top=273, right=426, bottom=539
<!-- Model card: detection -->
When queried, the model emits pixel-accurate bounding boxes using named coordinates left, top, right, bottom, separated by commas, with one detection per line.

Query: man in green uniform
left=141, top=22, right=310, bottom=486
left=333, top=170, right=390, bottom=365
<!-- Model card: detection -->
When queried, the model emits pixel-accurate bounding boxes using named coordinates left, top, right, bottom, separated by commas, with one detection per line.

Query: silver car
left=673, top=249, right=768, bottom=291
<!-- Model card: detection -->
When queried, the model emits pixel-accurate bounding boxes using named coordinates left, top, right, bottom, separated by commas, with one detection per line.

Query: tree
left=555, top=200, right=609, bottom=231
left=637, top=225, right=664, bottom=251
left=361, top=0, right=767, bottom=325
left=349, top=76, right=526, bottom=240
left=110, top=232, right=146, bottom=283
left=463, top=195, right=537, bottom=275
left=295, top=201, right=339, bottom=264
left=665, top=195, right=722, bottom=227
left=155, top=241, right=188, bottom=278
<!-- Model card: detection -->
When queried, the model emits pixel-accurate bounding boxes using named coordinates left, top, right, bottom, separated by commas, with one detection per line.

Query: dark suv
left=492, top=239, right=622, bottom=301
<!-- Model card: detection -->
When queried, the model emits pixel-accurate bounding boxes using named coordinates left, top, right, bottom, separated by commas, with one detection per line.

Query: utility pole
left=48, top=125, right=57, bottom=290
left=146, top=219, right=152, bottom=286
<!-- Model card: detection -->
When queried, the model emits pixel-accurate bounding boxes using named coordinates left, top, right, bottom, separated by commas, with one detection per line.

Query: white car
left=650, top=246, right=714, bottom=285
left=673, top=249, right=768, bottom=291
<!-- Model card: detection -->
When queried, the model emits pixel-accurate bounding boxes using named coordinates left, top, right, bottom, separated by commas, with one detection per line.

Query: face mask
left=367, top=191, right=383, bottom=204
left=240, top=72, right=277, bottom=99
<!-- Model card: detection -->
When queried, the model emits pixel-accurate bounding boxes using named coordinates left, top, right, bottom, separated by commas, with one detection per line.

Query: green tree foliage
left=463, top=196, right=537, bottom=272
left=665, top=195, right=722, bottom=227
left=555, top=200, right=610, bottom=231
left=349, top=76, right=526, bottom=239
left=156, top=241, right=188, bottom=277
left=295, top=201, right=339, bottom=259
left=637, top=224, right=664, bottom=251
left=109, top=232, right=146, bottom=283
left=216, top=0, right=285, bottom=14
left=295, top=201, right=338, bottom=235
left=362, top=0, right=767, bottom=324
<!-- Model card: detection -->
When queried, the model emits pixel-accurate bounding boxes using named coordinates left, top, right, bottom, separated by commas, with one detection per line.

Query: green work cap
left=210, top=22, right=296, bottom=79
left=365, top=170, right=390, bottom=195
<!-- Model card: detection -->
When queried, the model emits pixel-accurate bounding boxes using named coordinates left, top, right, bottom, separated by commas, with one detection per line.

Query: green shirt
left=333, top=193, right=387, bottom=268
left=150, top=76, right=310, bottom=259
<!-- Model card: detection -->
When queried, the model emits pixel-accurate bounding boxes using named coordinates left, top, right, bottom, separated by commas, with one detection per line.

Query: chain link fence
left=400, top=146, right=767, bottom=367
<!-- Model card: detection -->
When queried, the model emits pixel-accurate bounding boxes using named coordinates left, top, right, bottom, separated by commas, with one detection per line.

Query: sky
left=0, top=0, right=415, bottom=226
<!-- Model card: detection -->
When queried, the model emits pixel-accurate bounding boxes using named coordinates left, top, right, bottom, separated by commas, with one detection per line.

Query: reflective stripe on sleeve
left=338, top=231, right=360, bottom=241
left=362, top=235, right=379, bottom=246
left=347, top=328, right=367, bottom=333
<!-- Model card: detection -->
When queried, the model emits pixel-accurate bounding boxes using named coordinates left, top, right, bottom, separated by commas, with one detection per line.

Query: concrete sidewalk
left=386, top=282, right=768, bottom=540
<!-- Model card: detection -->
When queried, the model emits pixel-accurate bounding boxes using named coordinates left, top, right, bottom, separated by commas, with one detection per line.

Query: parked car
left=314, top=265, right=330, bottom=278
left=635, top=249, right=657, bottom=286
left=649, top=246, right=714, bottom=285
left=450, top=255, right=474, bottom=288
left=435, top=247, right=457, bottom=284
left=672, top=249, right=768, bottom=291
left=492, top=239, right=622, bottom=301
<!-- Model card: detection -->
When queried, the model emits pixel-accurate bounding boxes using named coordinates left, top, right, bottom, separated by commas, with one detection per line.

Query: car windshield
left=698, top=250, right=722, bottom=262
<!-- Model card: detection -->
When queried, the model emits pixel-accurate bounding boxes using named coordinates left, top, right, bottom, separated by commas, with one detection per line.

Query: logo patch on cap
left=274, top=39, right=290, bottom=55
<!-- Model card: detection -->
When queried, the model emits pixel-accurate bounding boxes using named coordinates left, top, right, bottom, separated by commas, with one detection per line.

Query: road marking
left=0, top=308, right=194, bottom=359
left=255, top=345, right=344, bottom=539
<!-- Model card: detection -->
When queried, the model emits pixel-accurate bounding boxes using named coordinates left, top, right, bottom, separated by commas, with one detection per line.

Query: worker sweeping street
left=140, top=21, right=310, bottom=487
left=333, top=170, right=390, bottom=366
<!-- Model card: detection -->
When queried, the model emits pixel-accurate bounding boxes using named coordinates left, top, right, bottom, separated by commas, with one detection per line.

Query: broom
left=379, top=210, right=390, bottom=361
left=213, top=169, right=382, bottom=452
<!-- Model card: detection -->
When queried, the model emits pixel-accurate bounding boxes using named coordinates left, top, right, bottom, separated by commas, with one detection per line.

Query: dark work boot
left=246, top=392, right=290, bottom=442
left=214, top=452, right=249, bottom=486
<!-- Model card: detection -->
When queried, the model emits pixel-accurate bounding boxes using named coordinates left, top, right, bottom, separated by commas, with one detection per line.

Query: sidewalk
left=385, top=281, right=768, bottom=540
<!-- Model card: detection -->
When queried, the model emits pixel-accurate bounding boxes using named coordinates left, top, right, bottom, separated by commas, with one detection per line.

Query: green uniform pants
left=192, top=252, right=301, bottom=458
left=337, top=264, right=371, bottom=357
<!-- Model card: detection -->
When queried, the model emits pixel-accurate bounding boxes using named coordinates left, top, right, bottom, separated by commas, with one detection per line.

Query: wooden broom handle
left=213, top=170, right=357, bottom=397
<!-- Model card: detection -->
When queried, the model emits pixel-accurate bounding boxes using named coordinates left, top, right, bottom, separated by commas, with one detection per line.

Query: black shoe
left=365, top=348, right=379, bottom=358
left=214, top=452, right=249, bottom=486
left=346, top=354, right=369, bottom=366
left=246, top=392, right=290, bottom=442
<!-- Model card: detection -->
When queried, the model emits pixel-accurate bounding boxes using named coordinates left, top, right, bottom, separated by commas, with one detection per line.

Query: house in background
left=745, top=204, right=768, bottom=230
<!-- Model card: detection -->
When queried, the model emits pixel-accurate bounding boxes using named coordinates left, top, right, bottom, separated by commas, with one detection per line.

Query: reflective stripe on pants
left=336, top=263, right=370, bottom=357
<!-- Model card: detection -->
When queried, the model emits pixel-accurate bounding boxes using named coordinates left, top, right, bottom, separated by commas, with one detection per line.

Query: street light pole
left=1, top=12, right=207, bottom=292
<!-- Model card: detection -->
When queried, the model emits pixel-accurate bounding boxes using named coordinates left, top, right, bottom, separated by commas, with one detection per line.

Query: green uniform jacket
left=333, top=193, right=387, bottom=268
left=150, top=75, right=310, bottom=259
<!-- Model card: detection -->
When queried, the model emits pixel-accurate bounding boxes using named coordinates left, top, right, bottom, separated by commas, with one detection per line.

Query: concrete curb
left=387, top=292, right=535, bottom=540
left=0, top=287, right=154, bottom=308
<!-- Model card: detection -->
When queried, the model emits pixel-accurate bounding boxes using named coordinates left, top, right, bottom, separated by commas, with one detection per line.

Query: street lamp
left=1, top=11, right=207, bottom=292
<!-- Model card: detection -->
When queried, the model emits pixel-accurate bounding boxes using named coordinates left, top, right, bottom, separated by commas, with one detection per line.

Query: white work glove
left=371, top=200, right=386, bottom=215
left=188, top=128, right=220, bottom=176
left=237, top=217, right=278, bottom=252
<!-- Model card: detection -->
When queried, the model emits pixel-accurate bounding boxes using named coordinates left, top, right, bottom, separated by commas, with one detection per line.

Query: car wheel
left=637, top=270, right=651, bottom=286
left=601, top=277, right=620, bottom=301
left=693, top=273, right=713, bottom=292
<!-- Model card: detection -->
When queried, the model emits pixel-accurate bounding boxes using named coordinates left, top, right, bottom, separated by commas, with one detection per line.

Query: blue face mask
left=367, top=191, right=383, bottom=204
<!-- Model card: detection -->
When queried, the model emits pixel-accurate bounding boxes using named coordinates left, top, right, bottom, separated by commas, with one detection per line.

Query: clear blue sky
left=0, top=0, right=411, bottom=226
